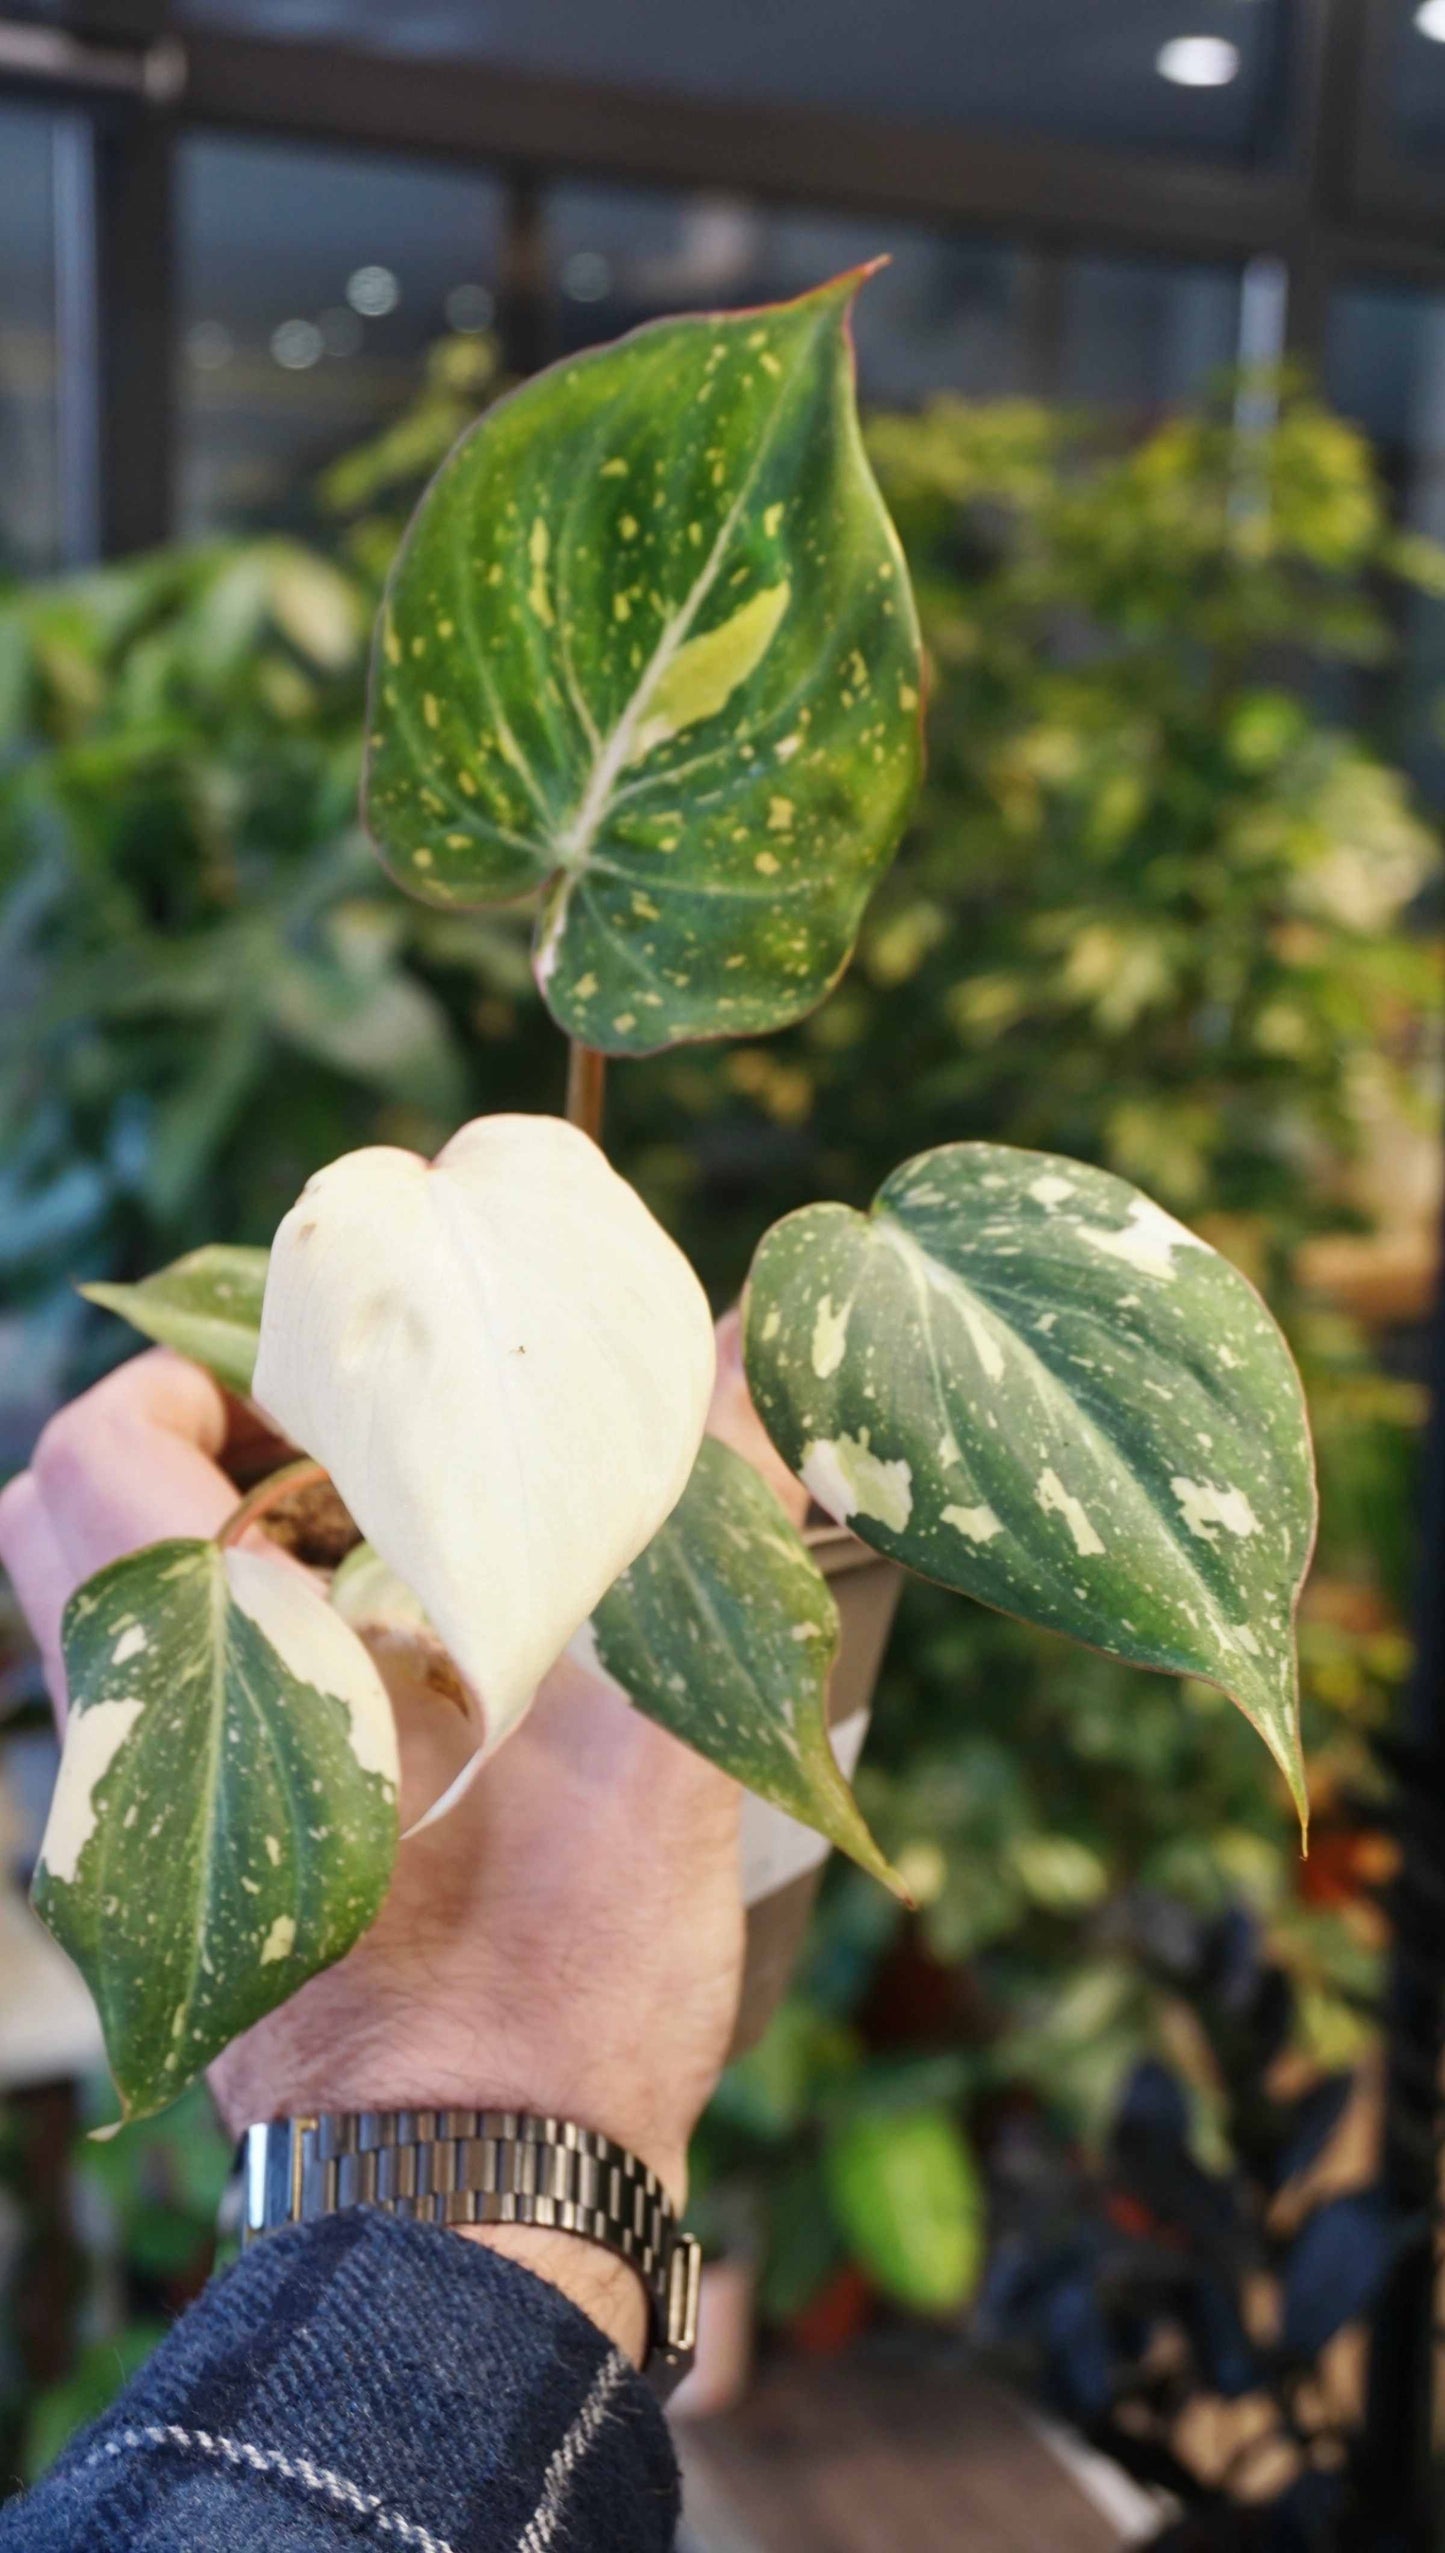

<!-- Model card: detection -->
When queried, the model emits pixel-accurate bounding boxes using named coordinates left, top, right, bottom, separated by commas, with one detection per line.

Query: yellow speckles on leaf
left=410, top=636, right=426, bottom=659
left=420, top=788, right=445, bottom=814
left=614, top=592, right=631, bottom=622
left=619, top=514, right=639, bottom=540
left=457, top=768, right=478, bottom=795
left=445, top=834, right=469, bottom=849
left=383, top=617, right=402, bottom=667
left=526, top=517, right=555, bottom=628
left=711, top=460, right=726, bottom=487
left=437, top=618, right=454, bottom=639
left=747, top=329, right=767, bottom=349
left=899, top=682, right=918, bottom=711
left=725, top=952, right=746, bottom=968
left=759, top=351, right=782, bottom=379
left=260, top=1915, right=296, bottom=1967
left=849, top=649, right=869, bottom=688
left=487, top=561, right=504, bottom=586
left=600, top=457, right=627, bottom=477
left=775, top=733, right=801, bottom=762
left=627, top=582, right=791, bottom=766
left=631, top=892, right=660, bottom=920
left=573, top=972, right=598, bottom=1000
left=413, top=848, right=434, bottom=869
left=755, top=850, right=781, bottom=876
left=423, top=692, right=440, bottom=729
left=657, top=833, right=680, bottom=853
left=613, top=1012, right=637, bottom=1034
left=763, top=502, right=784, bottom=538
left=767, top=796, right=795, bottom=832
left=687, top=522, right=703, bottom=547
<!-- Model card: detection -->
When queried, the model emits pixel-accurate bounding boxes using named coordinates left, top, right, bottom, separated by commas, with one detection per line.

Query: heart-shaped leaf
left=34, top=1539, right=399, bottom=2121
left=743, top=1144, right=1316, bottom=1828
left=82, top=1246, right=270, bottom=1395
left=253, top=1112, right=715, bottom=1756
left=363, top=271, right=923, bottom=1055
left=587, top=1435, right=895, bottom=1889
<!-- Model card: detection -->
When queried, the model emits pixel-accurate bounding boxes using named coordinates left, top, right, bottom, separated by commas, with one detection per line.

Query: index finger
left=28, top=1348, right=238, bottom=1590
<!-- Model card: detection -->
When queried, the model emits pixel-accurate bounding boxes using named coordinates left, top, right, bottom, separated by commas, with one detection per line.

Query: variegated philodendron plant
left=38, top=272, right=1316, bottom=2121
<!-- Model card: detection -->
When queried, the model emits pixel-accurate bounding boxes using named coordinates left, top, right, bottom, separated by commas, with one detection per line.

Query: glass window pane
left=0, top=106, right=58, bottom=573
left=549, top=183, right=1027, bottom=407
left=548, top=182, right=1244, bottom=424
left=178, top=135, right=502, bottom=532
left=178, top=0, right=1291, bottom=162
left=1059, top=254, right=1243, bottom=413
left=1327, top=280, right=1445, bottom=808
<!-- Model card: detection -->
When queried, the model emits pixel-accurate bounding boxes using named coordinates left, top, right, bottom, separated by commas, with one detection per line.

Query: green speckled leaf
left=743, top=1145, right=1316, bottom=1830
left=82, top=1247, right=269, bottom=1395
left=34, top=1538, right=398, bottom=2121
left=364, top=271, right=923, bottom=1055
left=590, top=1437, right=895, bottom=1889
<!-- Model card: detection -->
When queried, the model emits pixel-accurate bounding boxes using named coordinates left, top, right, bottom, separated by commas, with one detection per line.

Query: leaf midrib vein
left=872, top=1211, right=1284, bottom=1692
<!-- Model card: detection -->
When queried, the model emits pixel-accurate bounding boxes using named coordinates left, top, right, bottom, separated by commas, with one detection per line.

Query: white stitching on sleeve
left=516, top=2352, right=629, bottom=2553
left=82, top=2421, right=458, bottom=2553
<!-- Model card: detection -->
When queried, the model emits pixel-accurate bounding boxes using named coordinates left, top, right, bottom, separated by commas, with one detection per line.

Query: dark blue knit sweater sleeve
left=0, top=2210, right=680, bottom=2552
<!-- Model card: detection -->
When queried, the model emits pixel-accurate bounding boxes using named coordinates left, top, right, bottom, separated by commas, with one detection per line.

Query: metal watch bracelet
left=237, top=2107, right=701, bottom=2387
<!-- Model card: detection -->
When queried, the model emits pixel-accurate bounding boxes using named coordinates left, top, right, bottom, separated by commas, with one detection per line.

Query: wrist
left=454, top=2222, right=650, bottom=2365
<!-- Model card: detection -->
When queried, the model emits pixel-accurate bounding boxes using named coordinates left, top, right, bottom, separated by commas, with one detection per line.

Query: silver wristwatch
left=238, top=2107, right=702, bottom=2390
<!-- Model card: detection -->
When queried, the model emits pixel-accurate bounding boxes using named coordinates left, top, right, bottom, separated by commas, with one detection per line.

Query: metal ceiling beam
left=2, top=10, right=1444, bottom=288
left=173, top=30, right=1306, bottom=259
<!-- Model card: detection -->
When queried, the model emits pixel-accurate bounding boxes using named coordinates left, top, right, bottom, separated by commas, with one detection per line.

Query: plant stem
left=565, top=1041, right=607, bottom=1146
left=217, top=1457, right=331, bottom=1549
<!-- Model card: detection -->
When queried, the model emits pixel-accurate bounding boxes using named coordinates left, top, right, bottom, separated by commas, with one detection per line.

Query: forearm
left=0, top=2211, right=679, bottom=2553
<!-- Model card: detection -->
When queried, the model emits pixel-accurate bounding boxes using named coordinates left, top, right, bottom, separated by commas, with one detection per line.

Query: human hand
left=0, top=1323, right=793, bottom=2357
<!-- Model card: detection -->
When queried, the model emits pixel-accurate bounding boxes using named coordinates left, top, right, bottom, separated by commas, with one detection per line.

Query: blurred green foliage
left=0, top=350, right=1440, bottom=2405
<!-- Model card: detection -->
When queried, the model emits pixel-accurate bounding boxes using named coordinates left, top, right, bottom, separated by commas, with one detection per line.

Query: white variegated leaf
left=253, top=1112, right=715, bottom=1758
left=34, top=1538, right=398, bottom=2121
left=743, top=1143, right=1317, bottom=1829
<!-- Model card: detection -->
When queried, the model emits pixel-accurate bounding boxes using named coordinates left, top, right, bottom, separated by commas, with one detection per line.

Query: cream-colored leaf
left=253, top=1113, right=715, bottom=1759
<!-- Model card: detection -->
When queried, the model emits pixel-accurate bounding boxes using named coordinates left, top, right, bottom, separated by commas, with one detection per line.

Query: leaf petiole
left=217, top=1458, right=332, bottom=1550
left=564, top=1041, right=607, bottom=1146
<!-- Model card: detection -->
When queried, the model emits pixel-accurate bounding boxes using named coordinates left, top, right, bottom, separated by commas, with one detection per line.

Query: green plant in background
left=0, top=2081, right=229, bottom=2483
left=0, top=328, right=1437, bottom=2404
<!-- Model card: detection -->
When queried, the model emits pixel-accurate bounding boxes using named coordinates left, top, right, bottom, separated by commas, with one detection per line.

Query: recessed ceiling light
left=271, top=318, right=323, bottom=370
left=1415, top=0, right=1445, bottom=41
left=346, top=264, right=400, bottom=319
left=1156, top=34, right=1241, bottom=85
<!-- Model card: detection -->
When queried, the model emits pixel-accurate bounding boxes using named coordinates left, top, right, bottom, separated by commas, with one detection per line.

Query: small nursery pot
left=729, top=1522, right=903, bottom=2060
